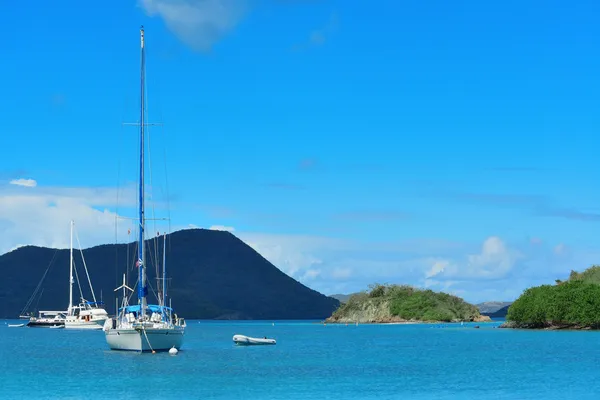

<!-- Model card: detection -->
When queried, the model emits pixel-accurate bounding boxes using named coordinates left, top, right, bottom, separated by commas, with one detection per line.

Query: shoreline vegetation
left=500, top=265, right=600, bottom=330
left=325, top=284, right=491, bottom=324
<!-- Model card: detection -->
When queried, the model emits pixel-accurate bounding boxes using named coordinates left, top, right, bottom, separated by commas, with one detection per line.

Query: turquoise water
left=1, top=319, right=600, bottom=399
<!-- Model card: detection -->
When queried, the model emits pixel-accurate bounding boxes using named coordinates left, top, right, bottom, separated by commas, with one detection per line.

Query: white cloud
left=301, top=269, right=321, bottom=281
left=554, top=243, right=567, bottom=255
left=209, top=225, right=235, bottom=232
left=138, top=0, right=248, bottom=51
left=425, top=260, right=448, bottom=279
left=0, top=184, right=140, bottom=254
left=331, top=267, right=352, bottom=280
left=10, top=178, right=37, bottom=188
left=235, top=231, right=581, bottom=303
left=422, top=236, right=520, bottom=283
left=0, top=182, right=590, bottom=305
left=241, top=234, right=324, bottom=278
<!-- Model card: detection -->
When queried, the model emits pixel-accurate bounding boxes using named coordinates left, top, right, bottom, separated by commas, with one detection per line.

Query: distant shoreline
left=499, top=321, right=600, bottom=330
left=323, top=319, right=494, bottom=325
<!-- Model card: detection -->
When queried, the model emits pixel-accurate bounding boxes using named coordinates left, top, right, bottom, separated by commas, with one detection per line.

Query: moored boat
left=233, top=334, right=276, bottom=345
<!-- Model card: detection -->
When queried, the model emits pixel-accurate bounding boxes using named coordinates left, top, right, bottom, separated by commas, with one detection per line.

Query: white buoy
left=169, top=347, right=178, bottom=355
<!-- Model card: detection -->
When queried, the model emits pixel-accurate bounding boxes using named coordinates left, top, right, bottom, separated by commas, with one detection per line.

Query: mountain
left=330, top=293, right=356, bottom=304
left=0, top=228, right=340, bottom=320
left=484, top=305, right=510, bottom=318
left=477, top=301, right=513, bottom=314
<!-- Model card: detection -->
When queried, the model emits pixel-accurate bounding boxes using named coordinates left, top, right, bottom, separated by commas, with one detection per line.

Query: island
left=325, top=284, right=491, bottom=324
left=500, top=265, right=600, bottom=330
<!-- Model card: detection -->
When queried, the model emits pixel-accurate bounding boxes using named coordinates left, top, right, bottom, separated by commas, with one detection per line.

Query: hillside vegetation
left=504, top=266, right=600, bottom=329
left=326, top=284, right=490, bottom=323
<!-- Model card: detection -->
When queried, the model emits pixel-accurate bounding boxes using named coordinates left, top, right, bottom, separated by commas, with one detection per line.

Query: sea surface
left=1, top=319, right=600, bottom=399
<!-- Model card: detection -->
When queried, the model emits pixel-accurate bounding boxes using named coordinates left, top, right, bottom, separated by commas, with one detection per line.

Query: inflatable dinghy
left=233, top=334, right=276, bottom=345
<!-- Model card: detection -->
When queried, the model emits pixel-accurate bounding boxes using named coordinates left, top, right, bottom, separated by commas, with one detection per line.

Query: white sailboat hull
left=105, top=327, right=184, bottom=352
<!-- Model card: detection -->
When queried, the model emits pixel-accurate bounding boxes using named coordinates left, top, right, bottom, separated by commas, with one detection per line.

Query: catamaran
left=103, top=26, right=186, bottom=352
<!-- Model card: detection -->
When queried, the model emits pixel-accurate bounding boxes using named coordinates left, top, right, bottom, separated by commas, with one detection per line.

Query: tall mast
left=69, top=220, right=74, bottom=311
left=162, top=232, right=167, bottom=309
left=137, top=26, right=148, bottom=316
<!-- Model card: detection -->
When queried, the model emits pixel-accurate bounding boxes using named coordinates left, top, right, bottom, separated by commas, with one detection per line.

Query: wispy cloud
left=433, top=189, right=600, bottom=223
left=9, top=178, right=37, bottom=188
left=209, top=225, right=236, bottom=232
left=138, top=0, right=248, bottom=52
left=536, top=206, right=600, bottom=222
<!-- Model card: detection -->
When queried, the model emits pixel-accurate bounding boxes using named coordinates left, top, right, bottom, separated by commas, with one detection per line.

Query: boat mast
left=69, top=220, right=74, bottom=312
left=162, top=232, right=166, bottom=308
left=137, top=26, right=148, bottom=317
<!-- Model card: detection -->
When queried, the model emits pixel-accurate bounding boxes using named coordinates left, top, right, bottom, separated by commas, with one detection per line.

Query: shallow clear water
left=1, top=319, right=599, bottom=399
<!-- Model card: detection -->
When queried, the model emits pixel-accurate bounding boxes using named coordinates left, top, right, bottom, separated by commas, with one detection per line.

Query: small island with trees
left=325, top=283, right=491, bottom=324
left=501, top=265, right=600, bottom=330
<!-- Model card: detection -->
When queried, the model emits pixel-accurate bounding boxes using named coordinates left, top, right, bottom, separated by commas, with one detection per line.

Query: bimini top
left=119, top=304, right=173, bottom=314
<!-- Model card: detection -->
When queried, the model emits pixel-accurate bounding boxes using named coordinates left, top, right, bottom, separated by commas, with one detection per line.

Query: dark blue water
left=1, top=319, right=599, bottom=399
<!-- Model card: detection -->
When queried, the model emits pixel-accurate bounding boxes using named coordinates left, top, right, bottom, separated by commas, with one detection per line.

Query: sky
left=1, top=0, right=600, bottom=304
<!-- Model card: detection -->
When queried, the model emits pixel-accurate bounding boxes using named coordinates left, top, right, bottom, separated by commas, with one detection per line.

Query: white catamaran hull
left=105, top=328, right=184, bottom=352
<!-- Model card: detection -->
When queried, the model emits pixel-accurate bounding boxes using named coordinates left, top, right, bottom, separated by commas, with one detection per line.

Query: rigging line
left=20, top=249, right=59, bottom=315
left=72, top=257, right=85, bottom=303
left=116, top=65, right=130, bottom=291
left=144, top=238, right=160, bottom=302
left=153, top=56, right=172, bottom=241
left=115, top=124, right=121, bottom=290
left=33, top=288, right=44, bottom=314
left=126, top=275, right=139, bottom=304
left=163, top=138, right=172, bottom=239
left=145, top=70, right=160, bottom=282
left=142, top=324, right=155, bottom=353
left=126, top=226, right=131, bottom=289
left=74, top=227, right=97, bottom=304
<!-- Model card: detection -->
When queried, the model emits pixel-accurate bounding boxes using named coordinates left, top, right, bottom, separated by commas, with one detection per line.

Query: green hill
left=502, top=265, right=600, bottom=329
left=325, top=284, right=490, bottom=323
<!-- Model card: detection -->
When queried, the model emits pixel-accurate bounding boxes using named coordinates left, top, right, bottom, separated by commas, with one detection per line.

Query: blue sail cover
left=119, top=304, right=173, bottom=314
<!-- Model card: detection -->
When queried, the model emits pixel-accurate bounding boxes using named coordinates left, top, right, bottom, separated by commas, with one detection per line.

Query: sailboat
left=26, top=220, right=108, bottom=329
left=103, top=26, right=186, bottom=352
left=64, top=220, right=109, bottom=330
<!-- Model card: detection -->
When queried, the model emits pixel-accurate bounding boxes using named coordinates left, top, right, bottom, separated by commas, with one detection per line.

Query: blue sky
left=1, top=0, right=600, bottom=303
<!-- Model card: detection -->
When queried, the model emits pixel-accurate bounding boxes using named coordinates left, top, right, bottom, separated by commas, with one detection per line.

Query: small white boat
left=8, top=323, right=25, bottom=328
left=233, top=334, right=276, bottom=346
